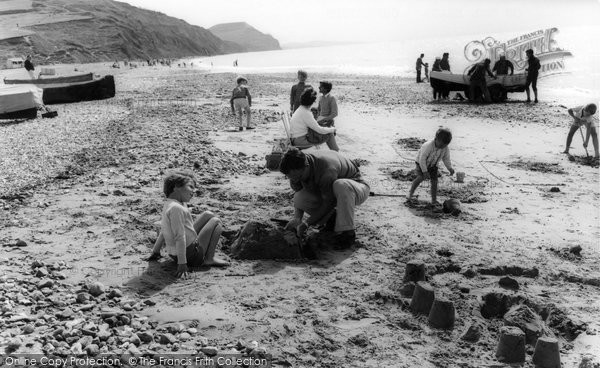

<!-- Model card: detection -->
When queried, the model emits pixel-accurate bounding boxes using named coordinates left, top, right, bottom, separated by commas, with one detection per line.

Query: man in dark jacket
left=24, top=55, right=35, bottom=79
left=493, top=55, right=514, bottom=100
left=280, top=148, right=370, bottom=248
left=439, top=53, right=451, bottom=99
left=416, top=54, right=425, bottom=83
left=467, top=58, right=497, bottom=103
left=525, top=49, right=541, bottom=103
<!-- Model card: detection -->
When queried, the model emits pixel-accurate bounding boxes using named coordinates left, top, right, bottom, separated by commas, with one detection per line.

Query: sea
left=192, top=25, right=600, bottom=106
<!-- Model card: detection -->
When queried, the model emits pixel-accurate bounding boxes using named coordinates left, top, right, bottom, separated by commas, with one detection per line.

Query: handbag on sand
left=306, top=129, right=331, bottom=144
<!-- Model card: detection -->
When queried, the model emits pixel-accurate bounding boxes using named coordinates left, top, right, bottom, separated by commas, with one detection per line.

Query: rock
left=549, top=187, right=561, bottom=192
left=569, top=245, right=582, bottom=256
left=165, top=323, right=185, bottom=334
left=97, top=330, right=111, bottom=341
left=200, top=346, right=218, bottom=356
left=186, top=328, right=197, bottom=335
left=143, top=299, right=156, bottom=306
left=109, top=289, right=123, bottom=298
left=15, top=239, right=27, bottom=247
left=348, top=333, right=369, bottom=347
left=462, top=268, right=477, bottom=279
left=88, top=282, right=105, bottom=297
left=70, top=342, right=84, bottom=355
left=159, top=333, right=177, bottom=345
left=499, top=276, right=520, bottom=290
left=37, top=280, right=54, bottom=289
left=128, top=345, right=142, bottom=355
left=122, top=304, right=133, bottom=311
left=442, top=198, right=462, bottom=216
left=35, top=268, right=49, bottom=278
left=178, top=332, right=191, bottom=342
left=120, top=316, right=131, bottom=325
left=78, top=335, right=93, bottom=348
left=22, top=324, right=35, bottom=334
left=5, top=339, right=22, bottom=354
left=230, top=221, right=302, bottom=260
left=31, top=260, right=45, bottom=268
left=460, top=323, right=482, bottom=342
left=105, top=316, right=118, bottom=326
left=85, top=344, right=99, bottom=356
left=57, top=308, right=75, bottom=319
left=458, top=284, right=470, bottom=293
left=129, top=334, right=141, bottom=346
left=138, top=331, right=154, bottom=343
left=76, top=293, right=89, bottom=304
left=504, top=304, right=553, bottom=345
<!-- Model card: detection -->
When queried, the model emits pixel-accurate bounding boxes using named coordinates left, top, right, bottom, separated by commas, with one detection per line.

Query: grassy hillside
left=0, top=0, right=245, bottom=64
left=210, top=22, right=281, bottom=52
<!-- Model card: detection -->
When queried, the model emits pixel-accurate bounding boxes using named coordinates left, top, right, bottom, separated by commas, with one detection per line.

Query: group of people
left=419, top=49, right=541, bottom=103
left=148, top=68, right=597, bottom=279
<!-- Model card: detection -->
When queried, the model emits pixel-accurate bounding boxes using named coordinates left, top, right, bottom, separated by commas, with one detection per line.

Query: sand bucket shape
left=428, top=297, right=455, bottom=329
left=532, top=337, right=561, bottom=368
left=496, top=326, right=526, bottom=363
left=409, top=281, right=435, bottom=315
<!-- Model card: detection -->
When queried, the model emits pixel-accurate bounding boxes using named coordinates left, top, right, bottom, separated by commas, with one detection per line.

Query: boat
left=0, top=85, right=43, bottom=119
left=430, top=71, right=527, bottom=102
left=41, top=75, right=115, bottom=104
left=3, top=72, right=94, bottom=85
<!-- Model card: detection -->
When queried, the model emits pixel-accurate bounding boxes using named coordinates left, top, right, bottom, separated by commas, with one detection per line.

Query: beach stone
left=35, top=268, right=49, bottom=278
left=549, top=186, right=561, bottom=192
left=409, top=282, right=435, bottom=315
left=460, top=323, right=482, bottom=342
left=186, top=328, right=198, bottom=335
left=128, top=345, right=142, bottom=355
left=22, top=324, right=35, bottom=334
left=230, top=221, right=302, bottom=260
left=15, top=239, right=27, bottom=247
left=85, top=344, right=99, bottom=356
left=499, top=276, right=519, bottom=290
left=462, top=268, right=477, bottom=278
left=31, top=260, right=45, bottom=268
left=70, top=342, right=84, bottom=355
left=178, top=332, right=191, bottom=342
left=78, top=335, right=93, bottom=348
left=108, top=289, right=123, bottom=298
left=129, top=334, right=141, bottom=346
left=496, top=326, right=526, bottom=363
left=88, top=282, right=105, bottom=297
left=200, top=346, right=218, bottom=356
left=569, top=245, right=582, bottom=256
left=442, top=199, right=462, bottom=216
left=37, top=280, right=54, bottom=289
left=159, top=333, right=177, bottom=345
left=504, top=304, right=552, bottom=345
left=97, top=330, right=111, bottom=341
left=76, top=293, right=89, bottom=304
left=165, top=322, right=185, bottom=334
left=138, top=331, right=154, bottom=343
left=532, top=337, right=561, bottom=368
left=403, top=260, right=426, bottom=282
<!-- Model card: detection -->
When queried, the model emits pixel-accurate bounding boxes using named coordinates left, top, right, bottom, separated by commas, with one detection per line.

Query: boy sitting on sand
left=563, top=103, right=599, bottom=162
left=407, top=128, right=455, bottom=204
left=230, top=77, right=253, bottom=131
left=148, top=171, right=229, bottom=278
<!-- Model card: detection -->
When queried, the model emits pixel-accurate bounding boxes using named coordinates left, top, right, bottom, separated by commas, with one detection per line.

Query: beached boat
left=41, top=75, right=115, bottom=104
left=0, top=85, right=43, bottom=119
left=430, top=71, right=527, bottom=102
left=3, top=72, right=94, bottom=85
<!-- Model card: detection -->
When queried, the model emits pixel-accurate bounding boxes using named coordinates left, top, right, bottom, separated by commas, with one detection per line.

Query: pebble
left=200, top=346, right=218, bottom=356
left=178, top=332, right=191, bottom=342
left=159, top=333, right=177, bottom=344
left=70, top=342, right=84, bottom=355
left=85, top=344, right=99, bottom=356
left=97, top=330, right=112, bottom=341
left=78, top=335, right=93, bottom=348
left=499, top=276, right=520, bottom=290
left=22, top=324, right=35, bottom=334
left=37, top=280, right=54, bottom=289
left=35, top=268, right=49, bottom=278
left=31, top=260, right=45, bottom=268
left=138, top=331, right=154, bottom=343
left=129, top=334, right=142, bottom=346
left=88, top=282, right=105, bottom=296
left=460, top=323, right=482, bottom=342
left=109, top=289, right=124, bottom=298
left=186, top=327, right=197, bottom=335
left=15, top=239, right=27, bottom=247
left=76, top=293, right=89, bottom=304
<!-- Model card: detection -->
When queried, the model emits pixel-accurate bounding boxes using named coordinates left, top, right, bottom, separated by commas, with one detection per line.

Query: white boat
left=0, top=85, right=43, bottom=119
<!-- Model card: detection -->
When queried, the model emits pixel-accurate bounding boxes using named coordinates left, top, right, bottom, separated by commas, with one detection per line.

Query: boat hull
left=4, top=73, right=94, bottom=85
left=42, top=76, right=115, bottom=104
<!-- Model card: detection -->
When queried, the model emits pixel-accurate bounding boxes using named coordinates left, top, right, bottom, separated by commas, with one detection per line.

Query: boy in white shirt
left=407, top=128, right=455, bottom=204
left=148, top=171, right=229, bottom=278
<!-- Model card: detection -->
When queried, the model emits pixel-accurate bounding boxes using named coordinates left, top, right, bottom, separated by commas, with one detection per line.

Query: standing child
left=148, top=171, right=229, bottom=278
left=408, top=128, right=455, bottom=204
left=563, top=103, right=599, bottom=161
left=230, top=76, right=253, bottom=131
left=423, top=63, right=429, bottom=83
left=290, top=70, right=312, bottom=113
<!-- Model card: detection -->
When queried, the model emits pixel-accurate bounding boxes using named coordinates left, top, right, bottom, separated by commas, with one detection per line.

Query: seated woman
left=289, top=87, right=337, bottom=149
left=148, top=170, right=229, bottom=278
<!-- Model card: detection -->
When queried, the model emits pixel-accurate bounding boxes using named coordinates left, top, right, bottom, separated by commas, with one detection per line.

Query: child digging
left=563, top=103, right=599, bottom=162
left=407, top=128, right=455, bottom=205
left=148, top=171, right=229, bottom=278
left=230, top=76, right=253, bottom=131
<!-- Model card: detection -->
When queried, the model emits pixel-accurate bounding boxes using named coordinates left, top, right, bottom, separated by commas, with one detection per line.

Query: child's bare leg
left=193, top=211, right=216, bottom=233
left=430, top=178, right=439, bottom=204
left=196, top=217, right=228, bottom=267
left=564, top=125, right=579, bottom=153
left=408, top=176, right=424, bottom=199
left=591, top=126, right=600, bottom=158
left=244, top=106, right=252, bottom=127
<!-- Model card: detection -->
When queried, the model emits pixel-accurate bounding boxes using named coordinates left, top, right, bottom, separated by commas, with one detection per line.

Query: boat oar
left=579, top=126, right=590, bottom=158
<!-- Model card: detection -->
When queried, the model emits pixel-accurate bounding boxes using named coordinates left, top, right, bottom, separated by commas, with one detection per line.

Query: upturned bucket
left=496, top=326, right=526, bottom=363
left=409, top=281, right=435, bottom=315
left=532, top=336, right=561, bottom=368
left=428, top=297, right=455, bottom=329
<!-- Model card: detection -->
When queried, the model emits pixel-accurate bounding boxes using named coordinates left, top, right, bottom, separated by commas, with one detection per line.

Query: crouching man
left=279, top=148, right=370, bottom=248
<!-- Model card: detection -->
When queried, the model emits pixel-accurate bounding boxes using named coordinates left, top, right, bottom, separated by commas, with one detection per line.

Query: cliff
left=0, top=0, right=247, bottom=64
left=209, top=22, right=280, bottom=52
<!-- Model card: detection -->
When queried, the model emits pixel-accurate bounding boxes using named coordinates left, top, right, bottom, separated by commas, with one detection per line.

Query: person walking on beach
left=423, top=63, right=430, bottom=83
left=230, top=76, right=254, bottom=131
left=467, top=59, right=497, bottom=103
left=430, top=57, right=443, bottom=100
left=317, top=81, right=340, bottom=151
left=416, top=54, right=425, bottom=83
left=525, top=49, right=541, bottom=103
left=407, top=127, right=455, bottom=205
left=147, top=171, right=229, bottom=278
left=563, top=103, right=599, bottom=162
left=280, top=148, right=370, bottom=248
left=24, top=55, right=35, bottom=79
left=290, top=70, right=312, bottom=113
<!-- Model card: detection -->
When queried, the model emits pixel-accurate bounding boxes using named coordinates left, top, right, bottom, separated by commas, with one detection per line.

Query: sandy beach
left=1, top=64, right=599, bottom=367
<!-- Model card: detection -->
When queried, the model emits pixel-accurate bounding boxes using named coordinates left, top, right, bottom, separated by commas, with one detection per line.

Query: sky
left=120, top=0, right=600, bottom=45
